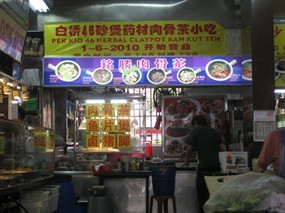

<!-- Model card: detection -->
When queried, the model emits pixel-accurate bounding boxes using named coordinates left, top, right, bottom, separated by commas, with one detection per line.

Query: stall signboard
left=85, top=103, right=132, bottom=149
left=0, top=7, right=26, bottom=62
left=86, top=134, right=100, bottom=148
left=102, top=119, right=116, bottom=132
left=274, top=24, right=285, bottom=57
left=117, top=134, right=131, bottom=149
left=86, top=118, right=100, bottom=132
left=102, top=134, right=116, bottom=148
left=44, top=20, right=226, bottom=56
left=43, top=55, right=252, bottom=87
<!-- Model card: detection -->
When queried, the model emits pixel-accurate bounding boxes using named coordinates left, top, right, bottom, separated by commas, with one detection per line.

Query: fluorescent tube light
left=111, top=99, right=127, bottom=103
left=274, top=89, right=285, bottom=93
left=29, top=0, right=50, bottom=13
left=85, top=100, right=105, bottom=104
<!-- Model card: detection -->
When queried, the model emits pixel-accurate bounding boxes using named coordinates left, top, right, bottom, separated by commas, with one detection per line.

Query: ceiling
left=35, top=0, right=285, bottom=31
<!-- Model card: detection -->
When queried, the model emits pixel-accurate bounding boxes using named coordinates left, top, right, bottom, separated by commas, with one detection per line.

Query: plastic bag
left=22, top=69, right=41, bottom=86
left=204, top=172, right=285, bottom=213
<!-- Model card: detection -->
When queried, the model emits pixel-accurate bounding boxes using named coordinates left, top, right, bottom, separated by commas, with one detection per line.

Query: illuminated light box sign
left=43, top=55, right=252, bottom=87
left=44, top=21, right=227, bottom=56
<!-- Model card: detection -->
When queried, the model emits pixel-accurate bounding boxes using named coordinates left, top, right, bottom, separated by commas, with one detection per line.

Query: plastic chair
left=150, top=163, right=177, bottom=213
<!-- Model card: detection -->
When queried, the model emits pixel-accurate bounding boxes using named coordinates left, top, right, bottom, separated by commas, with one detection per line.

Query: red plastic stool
left=150, top=195, right=177, bottom=213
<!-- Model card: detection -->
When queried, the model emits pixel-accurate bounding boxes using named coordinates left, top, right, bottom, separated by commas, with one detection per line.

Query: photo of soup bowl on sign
left=242, top=59, right=252, bottom=81
left=121, top=65, right=142, bottom=85
left=275, top=59, right=285, bottom=74
left=205, top=59, right=237, bottom=81
left=86, top=68, right=113, bottom=85
left=177, top=68, right=202, bottom=84
left=147, top=68, right=172, bottom=85
left=47, top=60, right=81, bottom=82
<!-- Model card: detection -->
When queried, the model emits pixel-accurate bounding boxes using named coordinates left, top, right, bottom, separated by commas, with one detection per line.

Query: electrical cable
left=6, top=196, right=29, bottom=213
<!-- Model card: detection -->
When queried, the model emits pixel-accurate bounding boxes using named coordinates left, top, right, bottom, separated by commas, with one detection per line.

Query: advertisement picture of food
left=201, top=99, right=224, bottom=115
left=47, top=60, right=81, bottom=82
left=165, top=139, right=185, bottom=155
left=275, top=59, right=285, bottom=73
left=147, top=68, right=172, bottom=85
left=177, top=68, right=202, bottom=84
left=165, top=98, right=201, bottom=121
left=276, top=71, right=280, bottom=80
left=86, top=68, right=113, bottom=85
left=165, top=120, right=191, bottom=138
left=242, top=59, right=252, bottom=81
left=121, top=65, right=142, bottom=85
left=205, top=59, right=237, bottom=81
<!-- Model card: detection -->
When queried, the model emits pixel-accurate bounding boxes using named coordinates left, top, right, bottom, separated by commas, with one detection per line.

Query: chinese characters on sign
left=44, top=20, right=227, bottom=56
left=43, top=55, right=252, bottom=87
left=85, top=103, right=131, bottom=149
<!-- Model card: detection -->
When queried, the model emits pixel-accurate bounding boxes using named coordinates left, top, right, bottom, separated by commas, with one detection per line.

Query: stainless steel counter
left=55, top=170, right=199, bottom=213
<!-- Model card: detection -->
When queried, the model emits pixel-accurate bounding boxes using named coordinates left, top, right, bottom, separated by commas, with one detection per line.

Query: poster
left=162, top=96, right=226, bottom=158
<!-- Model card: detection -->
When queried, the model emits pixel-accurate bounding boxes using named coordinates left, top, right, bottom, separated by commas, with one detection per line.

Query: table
left=95, top=171, right=151, bottom=213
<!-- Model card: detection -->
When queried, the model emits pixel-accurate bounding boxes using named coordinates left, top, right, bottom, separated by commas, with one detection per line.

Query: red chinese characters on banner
left=86, top=119, right=100, bottom=132
left=86, top=104, right=100, bottom=117
left=117, top=119, right=130, bottom=132
left=274, top=26, right=283, bottom=38
left=102, top=119, right=116, bottom=132
left=117, top=134, right=131, bottom=148
left=55, top=23, right=218, bottom=37
left=117, top=103, right=131, bottom=116
left=102, top=134, right=116, bottom=147
left=86, top=134, right=100, bottom=148
left=102, top=103, right=115, bottom=117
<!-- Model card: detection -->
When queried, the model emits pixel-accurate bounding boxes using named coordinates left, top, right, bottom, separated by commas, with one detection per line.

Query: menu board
left=85, top=103, right=132, bottom=149
left=162, top=96, right=226, bottom=158
left=43, top=55, right=252, bottom=87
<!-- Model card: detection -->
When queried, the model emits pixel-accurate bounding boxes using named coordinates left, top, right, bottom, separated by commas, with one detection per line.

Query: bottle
left=117, top=158, right=122, bottom=170
left=139, top=158, right=144, bottom=171
left=131, top=158, right=136, bottom=172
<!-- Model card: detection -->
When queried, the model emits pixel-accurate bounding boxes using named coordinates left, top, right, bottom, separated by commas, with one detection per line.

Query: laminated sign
left=219, top=152, right=248, bottom=173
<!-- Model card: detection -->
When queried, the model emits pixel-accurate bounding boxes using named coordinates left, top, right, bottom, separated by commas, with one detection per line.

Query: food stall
left=0, top=0, right=280, bottom=212
left=36, top=18, right=255, bottom=212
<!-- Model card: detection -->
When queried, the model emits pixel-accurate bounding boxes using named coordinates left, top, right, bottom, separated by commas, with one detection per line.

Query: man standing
left=183, top=115, right=226, bottom=213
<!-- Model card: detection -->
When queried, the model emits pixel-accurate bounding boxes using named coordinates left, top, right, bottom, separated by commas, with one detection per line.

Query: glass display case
left=0, top=118, right=55, bottom=189
left=55, top=93, right=147, bottom=171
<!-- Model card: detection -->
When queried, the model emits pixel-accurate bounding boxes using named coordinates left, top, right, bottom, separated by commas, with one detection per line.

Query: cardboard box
left=219, top=151, right=248, bottom=173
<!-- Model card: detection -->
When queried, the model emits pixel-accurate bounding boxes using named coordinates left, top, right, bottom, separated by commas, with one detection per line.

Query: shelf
left=0, top=176, right=53, bottom=196
left=79, top=148, right=120, bottom=153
